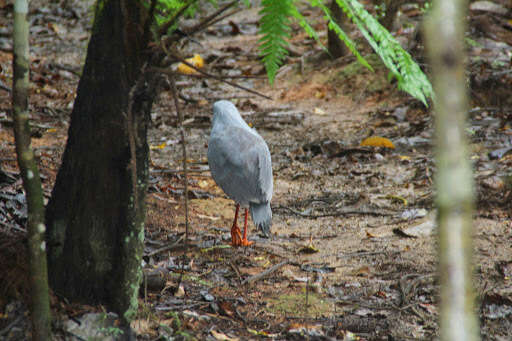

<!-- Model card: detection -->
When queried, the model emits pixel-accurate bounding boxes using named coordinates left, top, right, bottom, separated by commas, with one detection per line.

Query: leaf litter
left=1, top=0, right=512, bottom=340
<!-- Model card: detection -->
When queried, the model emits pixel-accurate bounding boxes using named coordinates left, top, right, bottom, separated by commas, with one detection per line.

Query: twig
left=0, top=79, right=12, bottom=93
left=200, top=244, right=231, bottom=252
left=185, top=73, right=266, bottom=80
left=229, top=261, right=243, bottom=285
left=146, top=235, right=184, bottom=257
left=242, top=260, right=289, bottom=285
left=337, top=250, right=400, bottom=259
left=195, top=8, right=241, bottom=33
left=159, top=1, right=236, bottom=49
left=184, top=0, right=237, bottom=36
left=275, top=205, right=396, bottom=218
left=49, top=63, right=81, bottom=77
left=306, top=271, right=309, bottom=308
left=144, top=0, right=158, bottom=44
left=167, top=73, right=190, bottom=287
left=0, top=315, right=23, bottom=337
left=152, top=61, right=271, bottom=100
left=151, top=168, right=209, bottom=174
left=0, top=220, right=26, bottom=233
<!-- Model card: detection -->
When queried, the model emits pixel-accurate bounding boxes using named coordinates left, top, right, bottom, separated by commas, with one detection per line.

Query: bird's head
left=212, top=100, right=248, bottom=129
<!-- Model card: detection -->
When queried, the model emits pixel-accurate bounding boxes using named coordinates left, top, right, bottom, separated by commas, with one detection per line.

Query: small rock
left=200, top=290, right=215, bottom=302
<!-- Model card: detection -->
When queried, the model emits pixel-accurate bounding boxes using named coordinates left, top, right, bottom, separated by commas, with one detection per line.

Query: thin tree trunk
left=12, top=0, right=51, bottom=339
left=379, top=0, right=405, bottom=31
left=327, top=0, right=348, bottom=58
left=425, top=1, right=480, bottom=340
left=45, top=0, right=155, bottom=324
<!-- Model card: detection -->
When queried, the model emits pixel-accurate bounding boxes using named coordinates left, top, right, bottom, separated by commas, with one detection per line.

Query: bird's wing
left=208, top=127, right=272, bottom=205
left=256, top=140, right=273, bottom=202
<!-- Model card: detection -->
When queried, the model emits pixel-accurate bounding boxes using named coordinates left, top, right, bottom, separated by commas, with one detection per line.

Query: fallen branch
left=242, top=260, right=289, bottom=285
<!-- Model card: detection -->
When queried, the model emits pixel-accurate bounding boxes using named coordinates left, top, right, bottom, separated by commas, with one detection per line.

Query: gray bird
left=208, top=100, right=273, bottom=246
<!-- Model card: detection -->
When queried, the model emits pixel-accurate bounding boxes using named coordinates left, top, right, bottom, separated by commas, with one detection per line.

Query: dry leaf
left=177, top=54, right=204, bottom=75
left=315, top=90, right=325, bottom=99
left=366, top=231, right=377, bottom=238
left=150, top=142, right=166, bottom=150
left=299, top=244, right=319, bottom=254
left=247, top=328, right=278, bottom=338
left=198, top=180, right=209, bottom=188
left=196, top=214, right=220, bottom=221
left=352, top=266, right=370, bottom=276
left=313, top=107, right=327, bottom=115
left=360, top=136, right=395, bottom=149
left=211, top=329, right=239, bottom=341
left=174, top=283, right=185, bottom=297
left=386, top=194, right=408, bottom=206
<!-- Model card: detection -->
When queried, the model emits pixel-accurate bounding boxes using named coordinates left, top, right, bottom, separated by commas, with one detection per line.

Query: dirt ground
left=1, top=1, right=512, bottom=340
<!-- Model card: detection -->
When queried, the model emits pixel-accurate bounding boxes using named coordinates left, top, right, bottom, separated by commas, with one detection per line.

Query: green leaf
left=289, top=5, right=326, bottom=52
left=337, top=0, right=433, bottom=106
left=310, top=0, right=373, bottom=71
left=258, top=0, right=294, bottom=85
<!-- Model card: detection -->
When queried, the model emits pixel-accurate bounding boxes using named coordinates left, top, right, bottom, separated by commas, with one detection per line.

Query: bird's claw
left=231, top=225, right=253, bottom=247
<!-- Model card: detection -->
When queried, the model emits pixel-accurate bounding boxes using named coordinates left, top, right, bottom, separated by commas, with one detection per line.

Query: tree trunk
left=327, top=0, right=348, bottom=59
left=379, top=0, right=405, bottom=32
left=45, top=0, right=155, bottom=323
left=425, top=0, right=480, bottom=340
left=12, top=0, right=51, bottom=338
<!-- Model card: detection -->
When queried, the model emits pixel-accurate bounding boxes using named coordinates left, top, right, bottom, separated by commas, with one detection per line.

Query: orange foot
left=231, top=224, right=253, bottom=247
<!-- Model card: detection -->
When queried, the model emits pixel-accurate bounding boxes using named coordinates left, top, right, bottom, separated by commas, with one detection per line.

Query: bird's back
left=208, top=101, right=273, bottom=206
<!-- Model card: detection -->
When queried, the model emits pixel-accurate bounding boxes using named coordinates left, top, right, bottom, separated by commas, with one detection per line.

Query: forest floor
left=1, top=1, right=512, bottom=340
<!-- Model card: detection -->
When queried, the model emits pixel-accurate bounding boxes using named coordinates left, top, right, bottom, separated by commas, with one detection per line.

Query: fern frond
left=289, top=5, right=325, bottom=51
left=258, top=0, right=294, bottom=85
left=336, top=0, right=433, bottom=105
left=310, top=0, right=373, bottom=71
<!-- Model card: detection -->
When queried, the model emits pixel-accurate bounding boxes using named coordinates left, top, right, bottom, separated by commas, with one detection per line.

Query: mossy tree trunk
left=45, top=0, right=156, bottom=323
left=425, top=0, right=480, bottom=340
left=12, top=0, right=51, bottom=338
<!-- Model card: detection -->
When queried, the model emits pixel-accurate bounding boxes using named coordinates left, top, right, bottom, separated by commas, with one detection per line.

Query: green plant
left=258, top=0, right=433, bottom=106
left=144, top=0, right=200, bottom=34
left=145, top=0, right=433, bottom=105
left=98, top=326, right=124, bottom=338
left=259, top=0, right=294, bottom=84
left=465, top=37, right=481, bottom=48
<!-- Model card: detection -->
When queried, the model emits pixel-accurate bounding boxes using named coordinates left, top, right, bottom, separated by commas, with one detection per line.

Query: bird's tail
left=250, top=202, right=272, bottom=237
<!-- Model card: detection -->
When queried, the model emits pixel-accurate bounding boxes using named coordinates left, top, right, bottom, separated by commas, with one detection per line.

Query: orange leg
left=230, top=204, right=243, bottom=246
left=240, top=208, right=253, bottom=246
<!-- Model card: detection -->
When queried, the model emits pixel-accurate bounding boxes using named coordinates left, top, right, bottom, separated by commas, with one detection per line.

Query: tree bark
left=12, top=0, right=51, bottom=338
left=327, top=0, right=348, bottom=59
left=45, top=0, right=155, bottom=323
left=425, top=1, right=480, bottom=340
